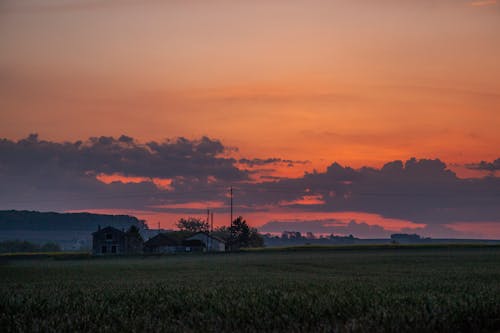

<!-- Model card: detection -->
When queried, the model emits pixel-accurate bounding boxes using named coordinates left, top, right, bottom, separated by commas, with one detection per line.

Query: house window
left=111, top=245, right=117, bottom=253
left=106, top=233, right=113, bottom=240
left=101, top=245, right=107, bottom=253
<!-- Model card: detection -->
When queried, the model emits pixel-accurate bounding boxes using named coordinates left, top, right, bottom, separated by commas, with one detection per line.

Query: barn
left=143, top=233, right=184, bottom=253
left=143, top=232, right=226, bottom=253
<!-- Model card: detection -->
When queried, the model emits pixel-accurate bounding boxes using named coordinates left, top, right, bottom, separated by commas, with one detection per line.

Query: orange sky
left=0, top=1, right=499, bottom=237
left=78, top=207, right=500, bottom=239
left=1, top=0, right=499, bottom=173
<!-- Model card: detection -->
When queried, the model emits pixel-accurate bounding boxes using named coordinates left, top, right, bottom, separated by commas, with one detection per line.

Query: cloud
left=469, top=0, right=497, bottom=7
left=203, top=90, right=357, bottom=105
left=238, top=158, right=309, bottom=167
left=0, top=134, right=245, bottom=212
left=0, top=0, right=160, bottom=14
left=0, top=134, right=245, bottom=181
left=466, top=158, right=500, bottom=172
left=279, top=195, right=325, bottom=206
left=231, top=157, right=500, bottom=225
left=0, top=135, right=498, bottom=234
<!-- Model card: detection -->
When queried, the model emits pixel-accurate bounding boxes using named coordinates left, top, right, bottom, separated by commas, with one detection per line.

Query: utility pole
left=206, top=208, right=210, bottom=252
left=229, top=186, right=233, bottom=251
left=210, top=211, right=214, bottom=233
left=230, top=186, right=233, bottom=228
left=207, top=208, right=210, bottom=231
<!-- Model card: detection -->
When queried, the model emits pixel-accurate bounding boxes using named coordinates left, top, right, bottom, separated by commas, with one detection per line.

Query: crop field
left=2, top=246, right=500, bottom=332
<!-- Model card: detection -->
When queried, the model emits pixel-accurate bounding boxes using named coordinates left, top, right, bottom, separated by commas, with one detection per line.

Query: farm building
left=92, top=226, right=143, bottom=255
left=143, top=233, right=185, bottom=253
left=187, top=232, right=226, bottom=252
left=92, top=227, right=226, bottom=255
left=143, top=232, right=226, bottom=253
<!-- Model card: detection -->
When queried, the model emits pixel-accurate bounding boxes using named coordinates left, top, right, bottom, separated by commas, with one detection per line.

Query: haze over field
left=0, top=0, right=499, bottom=238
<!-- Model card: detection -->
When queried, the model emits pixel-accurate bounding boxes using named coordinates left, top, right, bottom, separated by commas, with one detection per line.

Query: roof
left=92, top=226, right=125, bottom=236
left=144, top=231, right=226, bottom=247
left=188, top=232, right=226, bottom=244
left=182, top=239, right=205, bottom=247
left=144, top=233, right=181, bottom=247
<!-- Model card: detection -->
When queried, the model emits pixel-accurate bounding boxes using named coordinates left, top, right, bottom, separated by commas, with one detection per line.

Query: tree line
left=0, top=240, right=61, bottom=253
left=176, top=216, right=264, bottom=249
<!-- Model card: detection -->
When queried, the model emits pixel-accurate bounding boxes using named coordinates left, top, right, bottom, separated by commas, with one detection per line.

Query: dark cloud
left=259, top=175, right=288, bottom=181
left=0, top=134, right=244, bottom=211
left=0, top=134, right=245, bottom=181
left=466, top=158, right=500, bottom=172
left=232, top=158, right=500, bottom=224
left=0, top=135, right=498, bottom=232
left=238, top=158, right=309, bottom=167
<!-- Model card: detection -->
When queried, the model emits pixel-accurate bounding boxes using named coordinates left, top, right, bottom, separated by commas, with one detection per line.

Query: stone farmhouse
left=92, top=226, right=143, bottom=255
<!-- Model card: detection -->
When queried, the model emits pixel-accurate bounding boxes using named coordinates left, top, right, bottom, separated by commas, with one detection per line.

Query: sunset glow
left=0, top=0, right=499, bottom=238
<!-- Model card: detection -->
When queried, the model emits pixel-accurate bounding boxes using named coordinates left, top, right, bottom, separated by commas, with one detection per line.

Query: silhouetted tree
left=248, top=228, right=265, bottom=247
left=0, top=240, right=37, bottom=253
left=0, top=240, right=61, bottom=253
left=176, top=217, right=209, bottom=233
left=127, top=225, right=143, bottom=239
left=126, top=225, right=144, bottom=253
left=227, top=216, right=264, bottom=249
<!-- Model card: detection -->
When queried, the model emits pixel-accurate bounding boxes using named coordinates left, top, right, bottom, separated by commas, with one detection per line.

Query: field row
left=2, top=248, right=500, bottom=332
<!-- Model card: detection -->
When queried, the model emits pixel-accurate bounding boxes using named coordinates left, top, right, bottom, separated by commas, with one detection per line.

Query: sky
left=0, top=0, right=499, bottom=238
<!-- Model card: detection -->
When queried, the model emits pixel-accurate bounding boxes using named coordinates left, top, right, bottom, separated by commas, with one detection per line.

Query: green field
left=2, top=247, right=500, bottom=332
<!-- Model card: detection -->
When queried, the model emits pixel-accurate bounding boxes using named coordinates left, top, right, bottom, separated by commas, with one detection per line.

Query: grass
left=242, top=243, right=500, bottom=252
left=0, top=251, right=91, bottom=260
left=1, top=246, right=500, bottom=332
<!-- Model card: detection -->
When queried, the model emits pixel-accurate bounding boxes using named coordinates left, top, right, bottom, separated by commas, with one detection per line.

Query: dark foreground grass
left=1, top=247, right=500, bottom=332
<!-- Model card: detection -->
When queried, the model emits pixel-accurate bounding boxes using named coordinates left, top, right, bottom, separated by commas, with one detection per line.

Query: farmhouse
left=92, top=226, right=143, bottom=255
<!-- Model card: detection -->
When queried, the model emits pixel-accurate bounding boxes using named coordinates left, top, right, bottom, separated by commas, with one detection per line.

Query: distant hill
left=0, top=210, right=146, bottom=231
